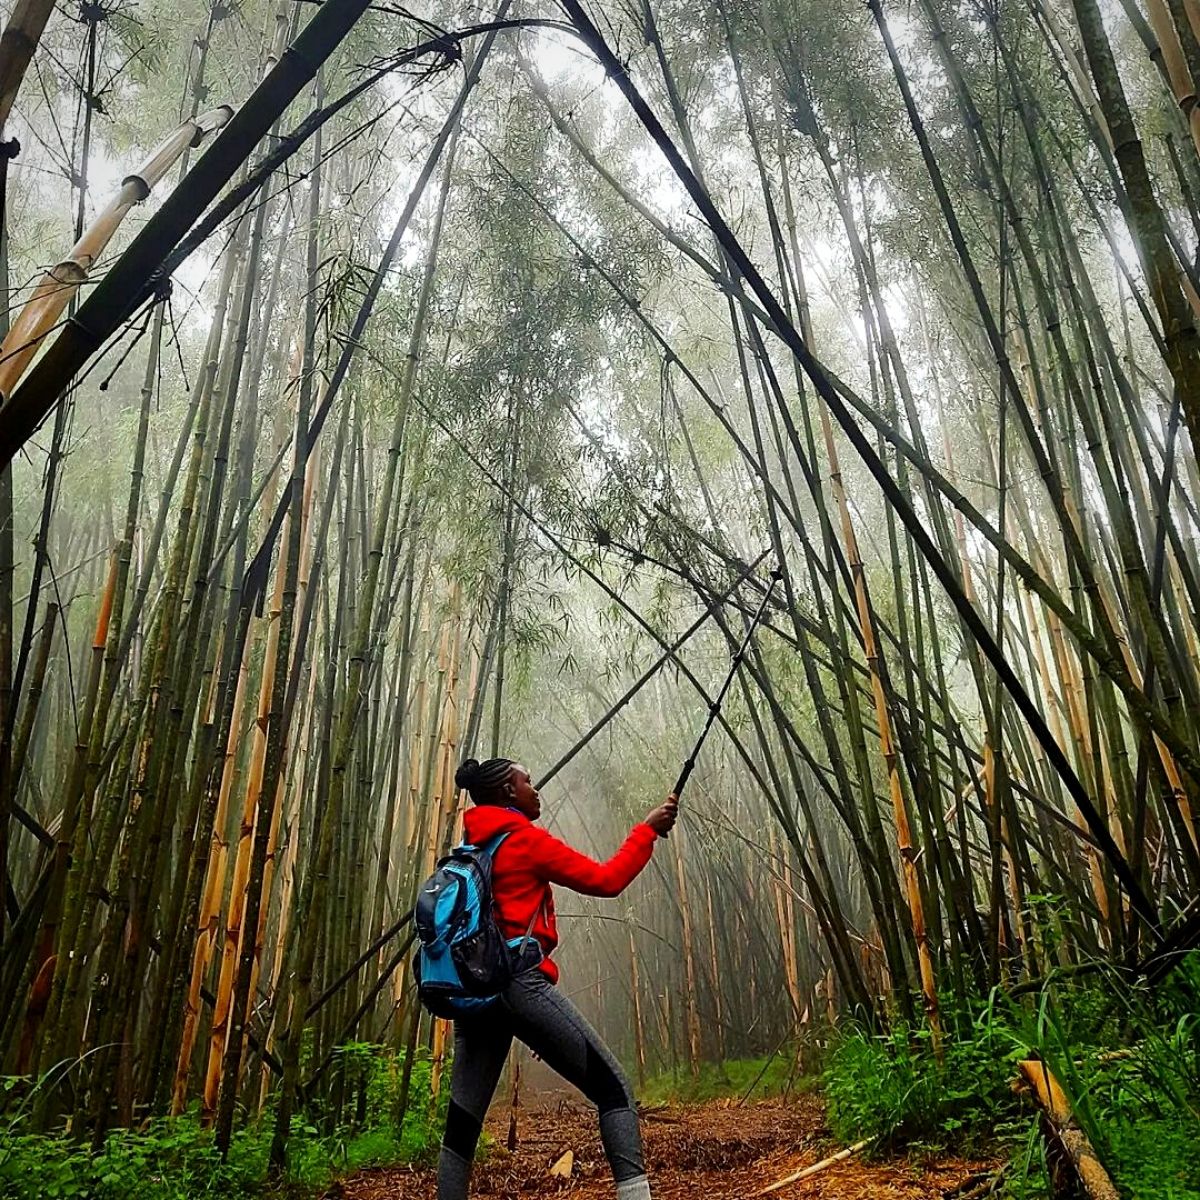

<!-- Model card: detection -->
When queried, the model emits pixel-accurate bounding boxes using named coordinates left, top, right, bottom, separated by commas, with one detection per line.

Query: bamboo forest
left=0, top=0, right=1199, bottom=1193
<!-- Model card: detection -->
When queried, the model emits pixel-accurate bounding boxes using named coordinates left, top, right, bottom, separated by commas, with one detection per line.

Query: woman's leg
left=437, top=1012, right=513, bottom=1200
left=502, top=971, right=650, bottom=1200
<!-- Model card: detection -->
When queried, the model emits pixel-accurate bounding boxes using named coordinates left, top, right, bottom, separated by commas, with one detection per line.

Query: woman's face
left=507, top=763, right=541, bottom=820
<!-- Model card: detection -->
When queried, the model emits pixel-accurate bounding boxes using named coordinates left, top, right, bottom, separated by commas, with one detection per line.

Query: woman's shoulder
left=494, top=821, right=548, bottom=861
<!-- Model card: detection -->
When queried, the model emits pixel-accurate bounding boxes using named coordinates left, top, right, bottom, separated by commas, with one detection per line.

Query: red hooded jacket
left=461, top=804, right=658, bottom=984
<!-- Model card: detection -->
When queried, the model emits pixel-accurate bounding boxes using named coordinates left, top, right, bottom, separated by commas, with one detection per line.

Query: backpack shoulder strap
left=482, top=831, right=511, bottom=856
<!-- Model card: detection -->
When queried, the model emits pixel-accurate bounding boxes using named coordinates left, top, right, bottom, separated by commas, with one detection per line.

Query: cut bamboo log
left=1018, top=1060, right=1120, bottom=1200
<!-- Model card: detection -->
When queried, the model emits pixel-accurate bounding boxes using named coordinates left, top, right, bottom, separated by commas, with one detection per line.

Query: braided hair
left=454, top=757, right=514, bottom=805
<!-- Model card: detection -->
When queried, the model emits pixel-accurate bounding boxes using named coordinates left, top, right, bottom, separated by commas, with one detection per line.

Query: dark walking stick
left=672, top=566, right=782, bottom=800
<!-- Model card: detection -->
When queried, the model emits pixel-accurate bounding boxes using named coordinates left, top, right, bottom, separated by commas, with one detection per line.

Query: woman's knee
left=584, top=1041, right=636, bottom=1114
left=442, top=1099, right=485, bottom=1161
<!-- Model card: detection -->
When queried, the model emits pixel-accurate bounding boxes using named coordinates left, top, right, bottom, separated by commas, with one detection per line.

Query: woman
left=438, top=755, right=678, bottom=1200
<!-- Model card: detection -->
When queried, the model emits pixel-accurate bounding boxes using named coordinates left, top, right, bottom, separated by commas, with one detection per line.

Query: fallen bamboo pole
left=759, top=1139, right=871, bottom=1194
left=1018, top=1060, right=1120, bottom=1200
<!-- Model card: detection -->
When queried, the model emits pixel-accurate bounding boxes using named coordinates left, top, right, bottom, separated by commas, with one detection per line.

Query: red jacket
left=462, top=805, right=658, bottom=984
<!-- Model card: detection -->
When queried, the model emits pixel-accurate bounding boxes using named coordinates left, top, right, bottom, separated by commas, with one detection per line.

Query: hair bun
left=454, top=758, right=480, bottom=789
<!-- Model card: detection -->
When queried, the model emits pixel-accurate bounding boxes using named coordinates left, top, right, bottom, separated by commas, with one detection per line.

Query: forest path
left=331, top=1095, right=997, bottom=1199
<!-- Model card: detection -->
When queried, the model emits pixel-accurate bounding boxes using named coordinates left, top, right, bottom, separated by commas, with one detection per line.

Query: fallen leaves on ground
left=330, top=1094, right=997, bottom=1200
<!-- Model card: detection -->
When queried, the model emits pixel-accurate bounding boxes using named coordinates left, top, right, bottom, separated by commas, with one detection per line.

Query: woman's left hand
left=645, top=794, right=679, bottom=837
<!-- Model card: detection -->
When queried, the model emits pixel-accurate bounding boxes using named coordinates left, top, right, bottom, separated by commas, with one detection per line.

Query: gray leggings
left=437, top=969, right=650, bottom=1200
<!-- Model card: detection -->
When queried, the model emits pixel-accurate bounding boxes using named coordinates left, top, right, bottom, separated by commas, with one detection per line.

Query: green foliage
left=823, top=1020, right=1021, bottom=1152
left=1104, top=1119, right=1200, bottom=1200
left=822, top=968, right=1200, bottom=1199
left=823, top=1020, right=1047, bottom=1196
left=638, top=1053, right=815, bottom=1106
left=0, top=1045, right=446, bottom=1200
left=1032, top=961, right=1200, bottom=1200
left=0, top=1117, right=266, bottom=1200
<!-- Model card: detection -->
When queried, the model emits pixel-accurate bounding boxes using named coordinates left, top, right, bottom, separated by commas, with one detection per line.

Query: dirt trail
left=332, top=1096, right=997, bottom=1199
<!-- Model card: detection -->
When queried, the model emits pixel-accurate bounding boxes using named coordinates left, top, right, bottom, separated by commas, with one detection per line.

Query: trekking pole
left=672, top=565, right=783, bottom=800
left=535, top=547, right=770, bottom=791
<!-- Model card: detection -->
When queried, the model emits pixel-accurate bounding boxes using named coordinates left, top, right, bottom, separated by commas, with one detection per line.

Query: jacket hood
left=462, top=804, right=532, bottom=844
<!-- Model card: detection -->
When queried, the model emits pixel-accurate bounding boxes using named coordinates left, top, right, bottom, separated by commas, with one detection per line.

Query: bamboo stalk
left=0, top=108, right=231, bottom=401
left=1018, top=1060, right=1120, bottom=1200
left=760, top=1140, right=871, bottom=1193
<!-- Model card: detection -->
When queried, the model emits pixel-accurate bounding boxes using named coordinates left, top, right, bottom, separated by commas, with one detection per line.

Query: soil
left=330, top=1094, right=999, bottom=1199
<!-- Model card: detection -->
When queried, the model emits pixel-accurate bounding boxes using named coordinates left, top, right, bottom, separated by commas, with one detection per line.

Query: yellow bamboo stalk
left=1020, top=586, right=1071, bottom=752
left=819, top=405, right=942, bottom=1052
left=760, top=1139, right=871, bottom=1194
left=448, top=616, right=480, bottom=850
left=392, top=618, right=432, bottom=1016
left=628, top=928, right=646, bottom=1085
left=703, top=877, right=726, bottom=1057
left=171, top=636, right=252, bottom=1114
left=433, top=607, right=461, bottom=850
left=0, top=107, right=232, bottom=401
left=1180, top=257, right=1200, bottom=322
left=390, top=686, right=426, bottom=1010
left=1018, top=1061, right=1120, bottom=1200
left=781, top=844, right=802, bottom=1021
left=174, top=358, right=309, bottom=1115
left=430, top=1014, right=448, bottom=1103
left=1091, top=560, right=1198, bottom=852
left=1145, top=0, right=1200, bottom=115
left=429, top=599, right=464, bottom=1102
left=270, top=445, right=322, bottom=969
left=262, top=424, right=319, bottom=1003
left=202, top=513, right=289, bottom=1115
left=1018, top=587, right=1111, bottom=932
left=420, top=620, right=451, bottom=879
left=408, top=670, right=429, bottom=859
left=928, top=357, right=977, bottom=606
left=1139, top=0, right=1200, bottom=223
left=1045, top=610, right=1113, bottom=925
left=671, top=828, right=702, bottom=1075
left=768, top=827, right=802, bottom=1021
left=982, top=745, right=1010, bottom=963
left=245, top=420, right=319, bottom=1045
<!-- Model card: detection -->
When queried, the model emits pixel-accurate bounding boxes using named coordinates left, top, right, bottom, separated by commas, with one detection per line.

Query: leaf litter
left=330, top=1098, right=997, bottom=1200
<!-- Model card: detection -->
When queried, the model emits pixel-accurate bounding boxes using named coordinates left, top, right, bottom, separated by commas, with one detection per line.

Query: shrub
left=823, top=964, right=1200, bottom=1198
left=0, top=1043, right=447, bottom=1200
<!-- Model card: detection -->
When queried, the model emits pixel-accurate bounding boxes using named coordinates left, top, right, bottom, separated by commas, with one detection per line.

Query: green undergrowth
left=822, top=953, right=1200, bottom=1199
left=0, top=1045, right=446, bottom=1200
left=638, top=1052, right=817, bottom=1106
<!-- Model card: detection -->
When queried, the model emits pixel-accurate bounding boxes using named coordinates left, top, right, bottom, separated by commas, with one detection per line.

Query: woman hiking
left=438, top=755, right=678, bottom=1200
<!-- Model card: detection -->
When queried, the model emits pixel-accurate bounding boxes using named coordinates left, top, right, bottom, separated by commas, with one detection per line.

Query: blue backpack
left=413, top=833, right=535, bottom=1017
